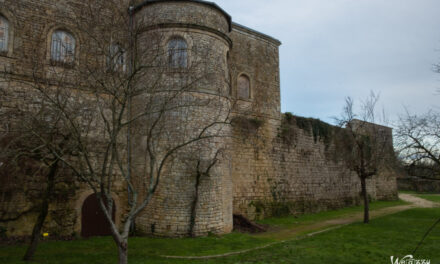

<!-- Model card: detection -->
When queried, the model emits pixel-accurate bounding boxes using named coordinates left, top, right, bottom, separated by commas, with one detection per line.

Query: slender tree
left=334, top=92, right=394, bottom=223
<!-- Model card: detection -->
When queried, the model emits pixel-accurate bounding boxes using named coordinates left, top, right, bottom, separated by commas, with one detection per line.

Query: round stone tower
left=131, top=0, right=233, bottom=237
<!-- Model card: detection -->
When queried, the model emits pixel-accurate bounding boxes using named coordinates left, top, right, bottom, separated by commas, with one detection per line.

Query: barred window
left=237, top=74, right=250, bottom=99
left=0, top=16, right=9, bottom=52
left=108, top=44, right=126, bottom=72
left=51, top=30, right=75, bottom=64
left=168, top=38, right=187, bottom=68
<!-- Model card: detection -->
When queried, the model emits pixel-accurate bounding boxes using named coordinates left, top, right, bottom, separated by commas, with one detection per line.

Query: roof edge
left=232, top=22, right=281, bottom=46
left=133, top=0, right=232, bottom=32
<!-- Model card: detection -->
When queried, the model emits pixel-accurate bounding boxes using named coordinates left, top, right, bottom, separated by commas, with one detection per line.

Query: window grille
left=51, top=30, right=75, bottom=64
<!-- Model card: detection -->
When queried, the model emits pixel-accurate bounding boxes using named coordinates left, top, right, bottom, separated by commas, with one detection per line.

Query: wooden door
left=81, top=193, right=115, bottom=237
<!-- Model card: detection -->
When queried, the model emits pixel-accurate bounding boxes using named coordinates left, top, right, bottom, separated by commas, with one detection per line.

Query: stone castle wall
left=121, top=1, right=234, bottom=237
left=230, top=116, right=398, bottom=220
left=227, top=25, right=397, bottom=220
left=0, top=0, right=398, bottom=238
left=0, top=0, right=129, bottom=237
left=398, top=177, right=440, bottom=193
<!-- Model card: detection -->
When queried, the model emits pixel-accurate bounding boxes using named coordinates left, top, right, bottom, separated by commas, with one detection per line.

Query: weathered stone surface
left=398, top=177, right=440, bottom=193
left=0, top=0, right=398, bottom=238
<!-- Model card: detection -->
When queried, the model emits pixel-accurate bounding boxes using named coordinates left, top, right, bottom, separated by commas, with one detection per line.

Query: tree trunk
left=23, top=160, right=59, bottom=261
left=118, top=241, right=128, bottom=264
left=360, top=177, right=370, bottom=224
left=189, top=170, right=201, bottom=237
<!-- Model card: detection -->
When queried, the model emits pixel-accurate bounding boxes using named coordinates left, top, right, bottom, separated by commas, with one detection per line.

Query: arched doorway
left=81, top=193, right=115, bottom=237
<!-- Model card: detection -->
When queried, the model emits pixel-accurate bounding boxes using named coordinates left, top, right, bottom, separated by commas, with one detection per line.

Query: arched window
left=0, top=16, right=9, bottom=52
left=237, top=74, right=251, bottom=99
left=51, top=30, right=76, bottom=65
left=108, top=43, right=126, bottom=72
left=168, top=37, right=187, bottom=68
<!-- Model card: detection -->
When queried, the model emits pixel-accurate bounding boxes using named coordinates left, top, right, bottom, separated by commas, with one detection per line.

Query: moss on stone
left=248, top=200, right=266, bottom=220
left=280, top=113, right=335, bottom=149
left=232, top=116, right=264, bottom=133
left=269, top=202, right=292, bottom=217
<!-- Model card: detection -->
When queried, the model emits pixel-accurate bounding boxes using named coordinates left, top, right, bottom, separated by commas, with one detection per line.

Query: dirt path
left=399, top=193, right=439, bottom=208
left=254, top=200, right=418, bottom=241
left=161, top=194, right=438, bottom=260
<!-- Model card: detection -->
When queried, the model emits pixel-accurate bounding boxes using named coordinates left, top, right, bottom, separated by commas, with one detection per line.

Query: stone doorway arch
left=81, top=193, right=115, bottom=237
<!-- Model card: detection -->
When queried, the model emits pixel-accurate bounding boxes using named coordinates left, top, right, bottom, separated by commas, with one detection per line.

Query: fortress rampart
left=0, top=0, right=397, bottom=238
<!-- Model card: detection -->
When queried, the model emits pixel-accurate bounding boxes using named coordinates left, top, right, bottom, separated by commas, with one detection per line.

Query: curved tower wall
left=132, top=1, right=233, bottom=237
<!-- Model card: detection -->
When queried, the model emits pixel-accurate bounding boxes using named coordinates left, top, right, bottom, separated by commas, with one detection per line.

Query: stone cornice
left=140, top=23, right=233, bottom=48
left=134, top=0, right=232, bottom=32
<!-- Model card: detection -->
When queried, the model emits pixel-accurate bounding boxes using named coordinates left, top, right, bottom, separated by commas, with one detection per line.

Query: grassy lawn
left=0, top=233, right=275, bottom=264
left=257, top=199, right=408, bottom=229
left=416, top=194, right=440, bottom=203
left=194, top=208, right=440, bottom=264
left=2, top=200, right=437, bottom=264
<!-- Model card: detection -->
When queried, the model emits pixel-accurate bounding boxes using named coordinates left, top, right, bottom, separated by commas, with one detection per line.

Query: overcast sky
left=215, top=0, right=440, bottom=125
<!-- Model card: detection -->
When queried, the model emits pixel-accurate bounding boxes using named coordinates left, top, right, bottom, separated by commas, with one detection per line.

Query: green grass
left=416, top=194, right=440, bottom=203
left=0, top=199, right=419, bottom=264
left=399, top=190, right=420, bottom=194
left=0, top=232, right=275, bottom=264
left=1, top=208, right=438, bottom=264
left=194, top=208, right=440, bottom=264
left=257, top=199, right=408, bottom=228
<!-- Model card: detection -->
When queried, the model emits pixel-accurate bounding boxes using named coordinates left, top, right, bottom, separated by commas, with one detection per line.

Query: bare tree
left=0, top=77, right=76, bottom=261
left=334, top=92, right=394, bottom=223
left=395, top=110, right=440, bottom=254
left=0, top=1, right=232, bottom=264
left=395, top=110, right=440, bottom=171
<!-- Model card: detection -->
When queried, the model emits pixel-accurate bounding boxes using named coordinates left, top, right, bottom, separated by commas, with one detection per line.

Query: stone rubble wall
left=398, top=177, right=440, bottom=193
left=230, top=116, right=398, bottom=220
left=0, top=0, right=399, bottom=238
left=228, top=26, right=398, bottom=220
left=0, top=0, right=129, bottom=237
left=132, top=1, right=233, bottom=237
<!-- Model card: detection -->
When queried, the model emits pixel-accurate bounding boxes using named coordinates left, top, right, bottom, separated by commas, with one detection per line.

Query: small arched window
left=0, top=16, right=9, bottom=52
left=168, top=37, right=187, bottom=68
left=237, top=74, right=251, bottom=99
left=108, top=43, right=126, bottom=72
left=51, top=30, right=76, bottom=65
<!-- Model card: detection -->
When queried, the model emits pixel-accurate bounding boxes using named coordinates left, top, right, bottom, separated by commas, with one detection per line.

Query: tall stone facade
left=131, top=1, right=234, bottom=236
left=0, top=0, right=398, bottom=238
